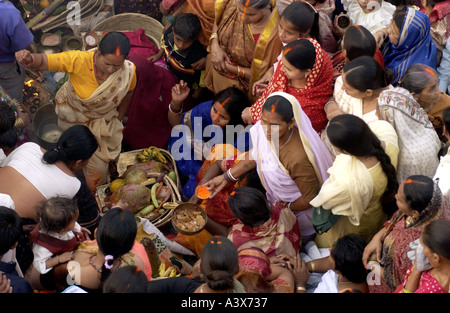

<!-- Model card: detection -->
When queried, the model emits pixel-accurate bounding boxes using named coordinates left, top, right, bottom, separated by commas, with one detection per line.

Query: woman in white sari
left=16, top=32, right=137, bottom=192
left=377, top=86, right=441, bottom=183
left=204, top=91, right=333, bottom=246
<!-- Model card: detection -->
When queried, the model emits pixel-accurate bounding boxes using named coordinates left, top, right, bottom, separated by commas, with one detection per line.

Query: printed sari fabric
left=395, top=265, right=448, bottom=293
left=370, top=181, right=443, bottom=293
left=383, top=7, right=437, bottom=85
left=378, top=87, right=441, bottom=183
left=183, top=0, right=216, bottom=48
left=228, top=202, right=301, bottom=258
left=250, top=38, right=333, bottom=134
left=203, top=0, right=282, bottom=102
left=420, top=0, right=450, bottom=64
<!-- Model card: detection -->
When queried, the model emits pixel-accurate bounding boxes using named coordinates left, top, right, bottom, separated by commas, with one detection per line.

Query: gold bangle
left=237, top=65, right=245, bottom=78
left=310, top=261, right=315, bottom=272
left=14, top=118, right=24, bottom=129
left=296, top=286, right=306, bottom=292
left=209, top=32, right=218, bottom=42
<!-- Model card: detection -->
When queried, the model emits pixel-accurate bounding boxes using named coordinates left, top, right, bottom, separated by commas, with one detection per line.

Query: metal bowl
left=172, top=203, right=208, bottom=236
left=31, top=103, right=62, bottom=151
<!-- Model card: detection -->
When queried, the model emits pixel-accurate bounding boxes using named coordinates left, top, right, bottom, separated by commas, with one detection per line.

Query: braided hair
left=327, top=114, right=399, bottom=217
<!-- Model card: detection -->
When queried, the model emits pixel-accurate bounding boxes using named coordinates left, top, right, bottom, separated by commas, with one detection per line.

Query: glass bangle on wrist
left=169, top=102, right=183, bottom=114
left=227, top=168, right=238, bottom=182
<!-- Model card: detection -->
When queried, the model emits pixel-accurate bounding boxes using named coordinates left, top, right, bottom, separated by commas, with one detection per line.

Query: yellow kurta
left=47, top=50, right=136, bottom=100
left=314, top=142, right=399, bottom=248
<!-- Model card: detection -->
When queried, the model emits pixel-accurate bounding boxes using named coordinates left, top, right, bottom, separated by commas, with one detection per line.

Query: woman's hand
left=58, top=252, right=74, bottom=264
left=287, top=256, right=310, bottom=292
left=171, top=80, right=190, bottom=105
left=362, top=234, right=384, bottom=268
left=15, top=49, right=34, bottom=67
left=374, top=27, right=389, bottom=48
left=204, top=174, right=229, bottom=198
left=210, top=41, right=230, bottom=73
left=241, top=107, right=253, bottom=125
left=0, top=274, right=12, bottom=293
left=191, top=57, right=206, bottom=71
left=80, top=227, right=92, bottom=241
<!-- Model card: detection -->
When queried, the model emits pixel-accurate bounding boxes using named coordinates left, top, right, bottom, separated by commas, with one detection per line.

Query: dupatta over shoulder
left=204, top=0, right=282, bottom=102
left=55, top=55, right=135, bottom=163
left=249, top=91, right=333, bottom=237
left=250, top=38, right=333, bottom=133
left=383, top=7, right=437, bottom=85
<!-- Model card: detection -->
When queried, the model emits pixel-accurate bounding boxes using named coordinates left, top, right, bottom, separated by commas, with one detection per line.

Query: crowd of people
left=1, top=0, right=450, bottom=294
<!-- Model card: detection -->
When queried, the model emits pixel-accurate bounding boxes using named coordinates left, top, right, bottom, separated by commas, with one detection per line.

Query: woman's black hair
left=99, top=31, right=131, bottom=57
left=228, top=186, right=271, bottom=227
left=402, top=175, right=434, bottom=213
left=262, top=94, right=294, bottom=123
left=343, top=56, right=394, bottom=92
left=385, top=0, right=415, bottom=6
left=36, top=197, right=79, bottom=233
left=238, top=0, right=271, bottom=10
left=97, top=208, right=137, bottom=283
left=102, top=265, right=149, bottom=293
left=282, top=38, right=316, bottom=71
left=172, top=13, right=202, bottom=40
left=327, top=114, right=398, bottom=217
left=330, top=234, right=367, bottom=283
left=200, top=236, right=239, bottom=291
left=0, top=127, right=17, bottom=149
left=42, top=124, right=98, bottom=165
left=400, top=63, right=437, bottom=94
left=0, top=206, right=21, bottom=256
left=214, top=87, right=250, bottom=127
left=281, top=1, right=320, bottom=40
left=422, top=220, right=450, bottom=260
left=343, top=25, right=376, bottom=61
left=392, top=8, right=407, bottom=30
left=0, top=101, right=15, bottom=136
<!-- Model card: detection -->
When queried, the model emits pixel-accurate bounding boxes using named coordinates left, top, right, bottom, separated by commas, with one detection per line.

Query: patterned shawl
left=370, top=181, right=443, bottom=292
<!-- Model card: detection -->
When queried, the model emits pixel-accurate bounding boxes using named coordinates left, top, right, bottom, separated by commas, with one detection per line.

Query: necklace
left=359, top=155, right=372, bottom=162
left=280, top=128, right=294, bottom=150
left=89, top=253, right=102, bottom=273
left=93, top=52, right=108, bottom=82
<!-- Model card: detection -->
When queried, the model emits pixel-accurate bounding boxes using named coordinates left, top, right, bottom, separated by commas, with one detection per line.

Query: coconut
left=124, top=168, right=148, bottom=185
left=110, top=184, right=152, bottom=214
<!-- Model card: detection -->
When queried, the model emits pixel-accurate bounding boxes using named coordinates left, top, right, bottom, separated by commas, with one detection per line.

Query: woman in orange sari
left=204, top=0, right=282, bottom=102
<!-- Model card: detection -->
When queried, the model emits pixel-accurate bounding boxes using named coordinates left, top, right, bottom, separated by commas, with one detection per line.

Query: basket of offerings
left=96, top=146, right=181, bottom=228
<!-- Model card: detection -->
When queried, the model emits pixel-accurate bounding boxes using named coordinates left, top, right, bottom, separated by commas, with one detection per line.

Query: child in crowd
left=102, top=265, right=149, bottom=293
left=29, top=197, right=89, bottom=278
left=0, top=127, right=17, bottom=157
left=0, top=206, right=33, bottom=293
left=150, top=13, right=207, bottom=90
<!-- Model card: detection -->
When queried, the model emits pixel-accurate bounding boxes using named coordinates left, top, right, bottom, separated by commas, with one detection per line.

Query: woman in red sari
left=420, top=0, right=450, bottom=65
left=244, top=38, right=333, bottom=134
left=362, top=175, right=445, bottom=293
left=227, top=186, right=301, bottom=258
left=395, top=220, right=450, bottom=293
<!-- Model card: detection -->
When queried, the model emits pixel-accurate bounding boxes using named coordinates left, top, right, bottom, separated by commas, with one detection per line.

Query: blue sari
left=168, top=100, right=250, bottom=198
left=383, top=8, right=437, bottom=86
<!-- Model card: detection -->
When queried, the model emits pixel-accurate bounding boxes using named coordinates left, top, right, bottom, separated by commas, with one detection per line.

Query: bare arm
left=117, top=89, right=135, bottom=122
left=15, top=50, right=49, bottom=72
